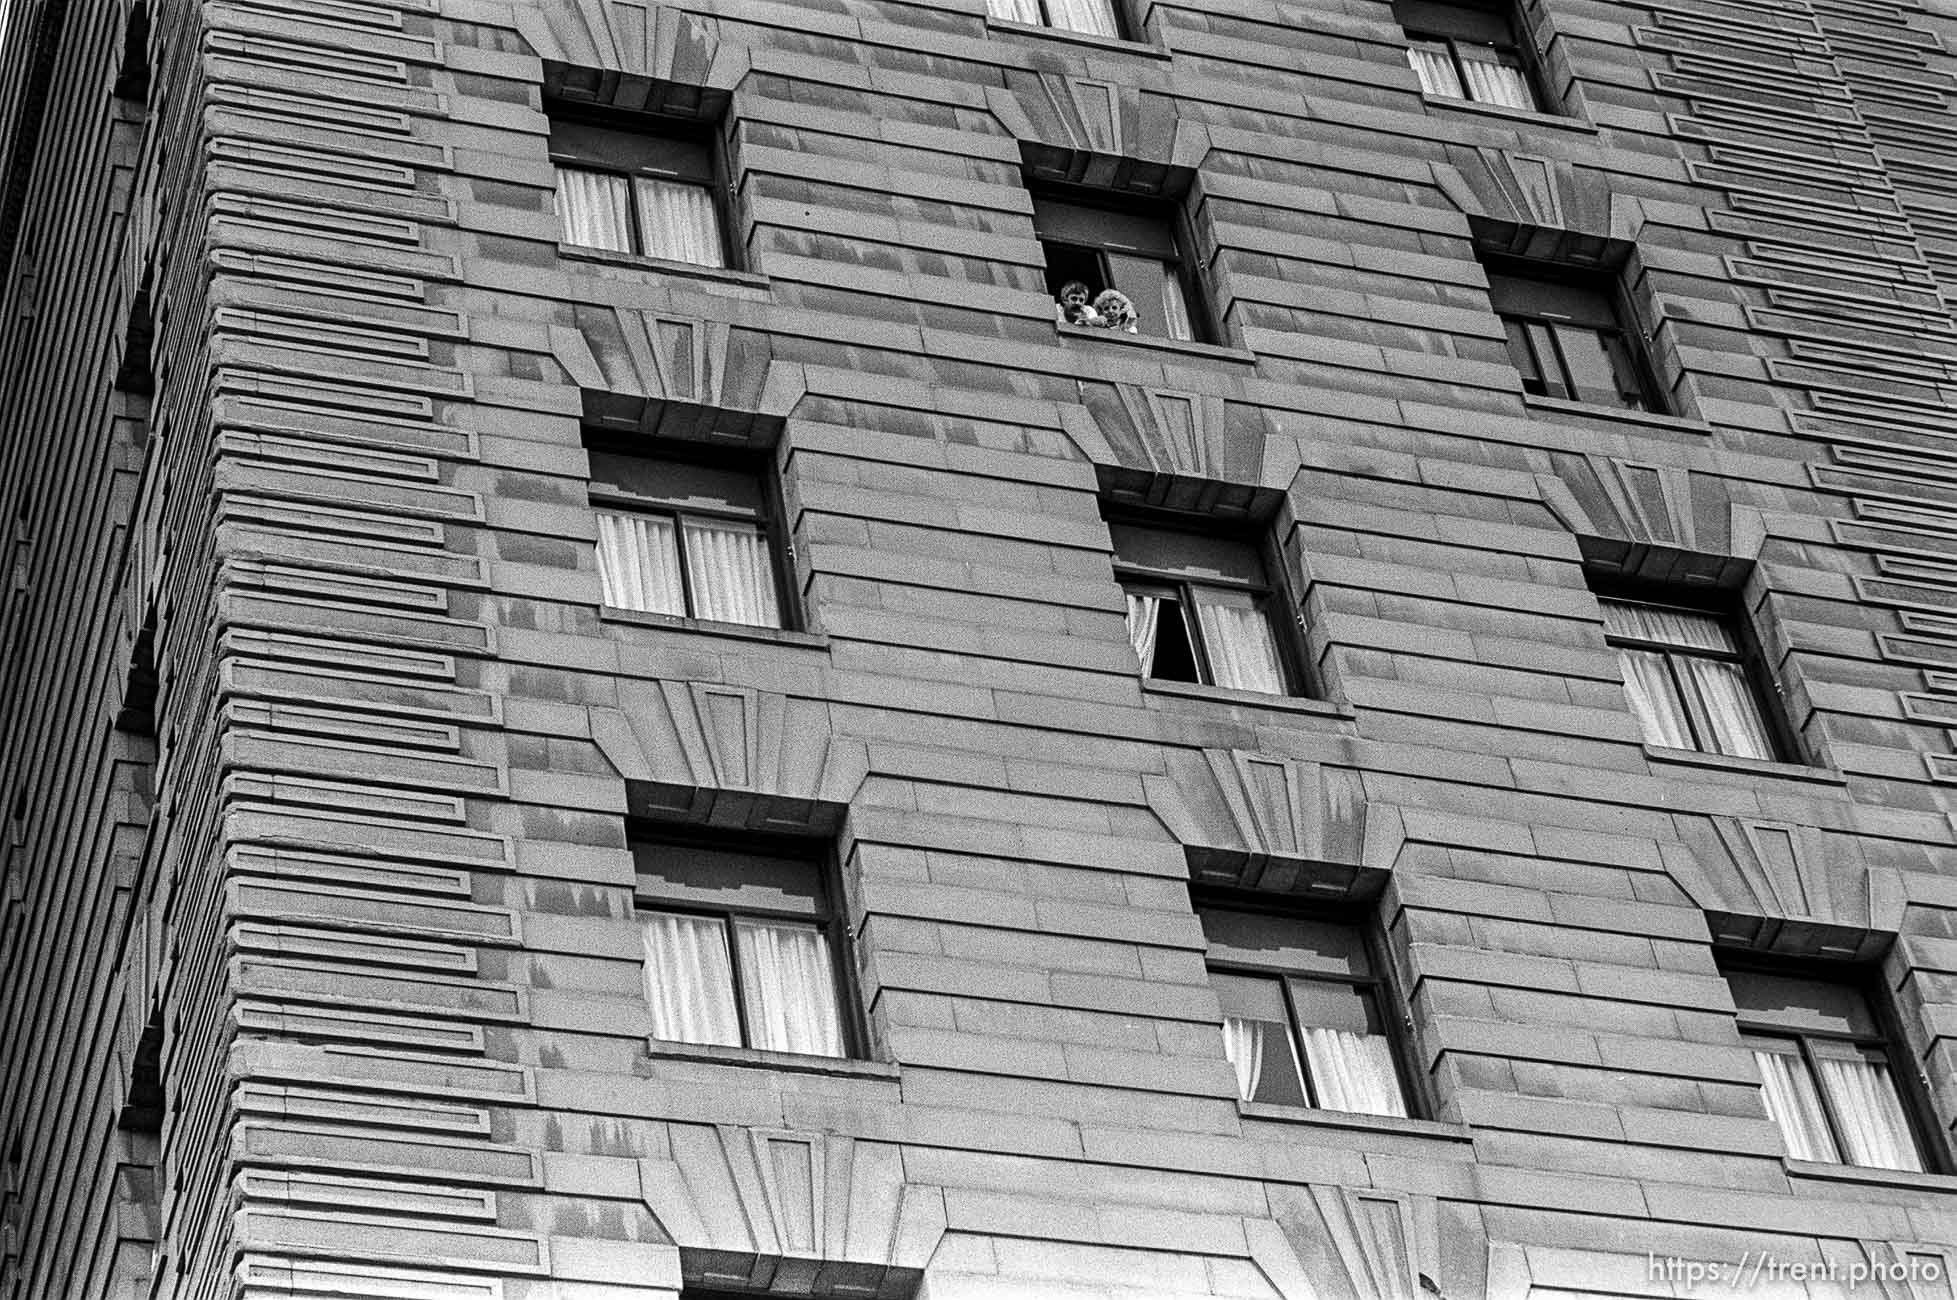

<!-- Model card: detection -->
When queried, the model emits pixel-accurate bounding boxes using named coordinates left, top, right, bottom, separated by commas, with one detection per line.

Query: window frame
left=548, top=109, right=736, bottom=268
left=1105, top=509, right=1304, bottom=696
left=1483, top=258, right=1663, bottom=413
left=586, top=438, right=798, bottom=631
left=1590, top=576, right=1795, bottom=763
left=1720, top=953, right=1943, bottom=1174
left=989, top=0, right=1130, bottom=39
left=1198, top=894, right=1423, bottom=1119
left=1395, top=0, right=1548, bottom=112
left=632, top=829, right=865, bottom=1061
left=1031, top=187, right=1213, bottom=345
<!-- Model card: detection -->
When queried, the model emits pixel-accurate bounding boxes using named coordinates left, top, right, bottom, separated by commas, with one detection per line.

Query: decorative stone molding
left=1146, top=750, right=1382, bottom=896
left=1672, top=815, right=1900, bottom=960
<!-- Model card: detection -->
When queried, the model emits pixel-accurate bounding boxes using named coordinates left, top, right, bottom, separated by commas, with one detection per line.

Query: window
left=551, top=115, right=727, bottom=267
left=1486, top=264, right=1659, bottom=411
left=589, top=447, right=787, bottom=629
left=635, top=836, right=853, bottom=1059
left=987, top=0, right=1123, bottom=38
left=1395, top=0, right=1542, bottom=111
left=1034, top=193, right=1201, bottom=342
left=1596, top=589, right=1784, bottom=761
left=1112, top=517, right=1293, bottom=695
left=1726, top=964, right=1933, bottom=1172
left=1202, top=905, right=1413, bottom=1117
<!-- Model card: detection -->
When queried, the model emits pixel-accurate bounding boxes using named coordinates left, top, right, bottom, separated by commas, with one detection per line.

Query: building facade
left=3, top=0, right=1957, bottom=1295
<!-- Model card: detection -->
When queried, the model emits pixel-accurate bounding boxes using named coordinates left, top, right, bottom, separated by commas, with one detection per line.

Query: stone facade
left=3, top=0, right=1957, bottom=1297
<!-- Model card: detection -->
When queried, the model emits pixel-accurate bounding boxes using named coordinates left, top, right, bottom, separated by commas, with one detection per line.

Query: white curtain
left=986, top=0, right=1042, bottom=19
left=1603, top=600, right=1738, bottom=654
left=734, top=919, right=844, bottom=1057
left=1615, top=647, right=1692, bottom=750
left=556, top=166, right=632, bottom=252
left=1817, top=1055, right=1923, bottom=1171
left=1459, top=48, right=1535, bottom=109
left=1407, top=44, right=1463, bottom=98
left=1753, top=1048, right=1839, bottom=1163
left=1193, top=589, right=1286, bottom=694
left=683, top=518, right=781, bottom=628
left=1301, top=1027, right=1408, bottom=1117
left=1047, top=0, right=1120, bottom=36
left=1124, top=591, right=1162, bottom=673
left=634, top=176, right=724, bottom=267
left=1679, top=657, right=1776, bottom=760
left=1222, top=1016, right=1266, bottom=1103
left=596, top=511, right=686, bottom=616
left=642, top=912, right=742, bottom=1047
left=1159, top=266, right=1194, bottom=342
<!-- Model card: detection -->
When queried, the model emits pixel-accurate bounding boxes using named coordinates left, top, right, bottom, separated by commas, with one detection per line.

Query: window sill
left=1240, top=1100, right=1474, bottom=1144
left=1055, top=322, right=1256, bottom=364
left=646, top=1039, right=901, bottom=1080
left=1142, top=677, right=1354, bottom=719
left=1640, top=744, right=1845, bottom=787
left=985, top=18, right=1169, bottom=59
left=1423, top=94, right=1598, bottom=134
left=556, top=242, right=770, bottom=289
left=1522, top=394, right=1712, bottom=435
left=1784, top=1158, right=1957, bottom=1193
left=600, top=606, right=830, bottom=649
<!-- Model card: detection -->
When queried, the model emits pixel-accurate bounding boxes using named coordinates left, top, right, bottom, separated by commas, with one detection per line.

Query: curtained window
left=551, top=115, right=728, bottom=268
left=1110, top=518, right=1294, bottom=696
left=1597, top=593, right=1783, bottom=760
left=636, top=837, right=851, bottom=1059
left=1483, top=264, right=1659, bottom=411
left=1393, top=0, right=1546, bottom=112
left=1203, top=906, right=1414, bottom=1118
left=589, top=448, right=786, bottom=629
left=1033, top=194, right=1205, bottom=342
left=985, top=0, right=1124, bottom=38
left=1727, top=966, right=1932, bottom=1173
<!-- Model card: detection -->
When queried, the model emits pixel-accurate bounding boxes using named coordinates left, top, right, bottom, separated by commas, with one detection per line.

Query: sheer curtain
left=1817, top=1054, right=1923, bottom=1171
left=1047, top=0, right=1120, bottom=36
left=1753, top=1048, right=1839, bottom=1163
left=634, top=177, right=724, bottom=267
left=1159, top=266, right=1195, bottom=342
left=734, top=919, right=844, bottom=1057
left=1193, top=590, right=1286, bottom=694
left=1679, top=658, right=1776, bottom=759
left=556, top=166, right=632, bottom=251
left=1301, top=1027, right=1409, bottom=1117
left=596, top=512, right=686, bottom=615
left=683, top=518, right=781, bottom=627
left=1124, top=591, right=1162, bottom=673
left=985, top=0, right=1042, bottom=19
left=1406, top=43, right=1464, bottom=98
left=1614, top=646, right=1692, bottom=749
left=1222, top=1017, right=1266, bottom=1103
left=1458, top=48, right=1534, bottom=109
left=641, top=912, right=742, bottom=1047
left=1604, top=601, right=1774, bottom=758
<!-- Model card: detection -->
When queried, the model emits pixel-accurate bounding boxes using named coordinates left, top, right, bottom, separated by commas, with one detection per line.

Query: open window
left=1395, top=0, right=1545, bottom=112
left=1111, top=515, right=1297, bottom=696
left=1202, top=903, right=1416, bottom=1118
left=986, top=0, right=1125, bottom=39
left=1591, top=578, right=1790, bottom=762
left=634, top=833, right=857, bottom=1060
left=1484, top=260, right=1660, bottom=411
left=1725, top=961, right=1937, bottom=1173
left=1034, top=192, right=1204, bottom=342
left=550, top=114, right=730, bottom=268
left=587, top=443, right=791, bottom=630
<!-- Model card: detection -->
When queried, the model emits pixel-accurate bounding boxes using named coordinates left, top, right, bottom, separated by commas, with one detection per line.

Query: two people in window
left=1056, top=280, right=1140, bottom=333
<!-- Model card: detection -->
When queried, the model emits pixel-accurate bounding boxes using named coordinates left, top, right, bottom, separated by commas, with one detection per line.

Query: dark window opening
left=1109, top=514, right=1298, bottom=696
left=1033, top=192, right=1205, bottom=342
left=1484, top=261, right=1660, bottom=412
left=113, top=3, right=151, bottom=103
left=115, top=282, right=154, bottom=397
left=116, top=612, right=158, bottom=738
left=118, top=1008, right=164, bottom=1133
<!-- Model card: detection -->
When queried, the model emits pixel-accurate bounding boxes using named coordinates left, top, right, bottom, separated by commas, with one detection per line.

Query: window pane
left=1159, top=263, right=1195, bottom=342
left=1614, top=646, right=1693, bottom=749
left=1292, top=980, right=1409, bottom=1117
left=1728, top=969, right=1881, bottom=1038
left=1676, top=656, right=1777, bottom=760
left=642, top=912, right=742, bottom=1048
left=1046, top=0, right=1120, bottom=37
left=1813, top=1044, right=1923, bottom=1172
left=1191, top=586, right=1287, bottom=694
left=1106, top=252, right=1174, bottom=335
left=1457, top=43, right=1536, bottom=109
left=1109, top=523, right=1265, bottom=584
left=556, top=166, right=632, bottom=252
left=1527, top=321, right=1571, bottom=398
left=634, top=176, right=724, bottom=267
left=733, top=918, right=845, bottom=1057
left=682, top=517, right=781, bottom=628
left=1553, top=324, right=1632, bottom=408
left=1748, top=1037, right=1841, bottom=1163
left=1126, top=585, right=1201, bottom=682
left=1200, top=909, right=1373, bottom=978
left=1601, top=600, right=1739, bottom=655
left=1407, top=40, right=1464, bottom=97
left=596, top=511, right=686, bottom=616
left=1213, top=972, right=1308, bottom=1106
left=1502, top=316, right=1546, bottom=394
